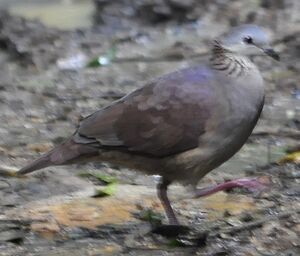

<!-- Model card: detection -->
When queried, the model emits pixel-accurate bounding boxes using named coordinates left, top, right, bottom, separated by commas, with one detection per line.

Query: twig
left=210, top=209, right=300, bottom=237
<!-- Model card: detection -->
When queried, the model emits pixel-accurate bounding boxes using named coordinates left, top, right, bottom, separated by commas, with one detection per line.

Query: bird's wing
left=75, top=66, right=215, bottom=157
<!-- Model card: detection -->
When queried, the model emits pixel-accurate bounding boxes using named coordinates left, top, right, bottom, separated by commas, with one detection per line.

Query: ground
left=0, top=1, right=299, bottom=255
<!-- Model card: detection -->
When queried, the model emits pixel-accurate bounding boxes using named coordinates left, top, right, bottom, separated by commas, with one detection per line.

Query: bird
left=18, top=25, right=279, bottom=226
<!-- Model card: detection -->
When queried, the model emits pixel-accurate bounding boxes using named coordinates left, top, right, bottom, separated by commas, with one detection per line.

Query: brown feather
left=18, top=139, right=98, bottom=175
left=76, top=67, right=214, bottom=157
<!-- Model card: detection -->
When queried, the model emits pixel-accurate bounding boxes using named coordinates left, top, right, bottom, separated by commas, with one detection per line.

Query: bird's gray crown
left=209, top=24, right=279, bottom=77
left=221, top=24, right=270, bottom=48
left=215, top=24, right=278, bottom=60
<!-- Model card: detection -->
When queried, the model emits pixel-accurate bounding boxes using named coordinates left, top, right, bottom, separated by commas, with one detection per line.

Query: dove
left=19, top=25, right=279, bottom=225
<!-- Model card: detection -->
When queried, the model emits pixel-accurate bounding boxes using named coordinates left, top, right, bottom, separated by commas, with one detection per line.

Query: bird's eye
left=243, top=36, right=253, bottom=44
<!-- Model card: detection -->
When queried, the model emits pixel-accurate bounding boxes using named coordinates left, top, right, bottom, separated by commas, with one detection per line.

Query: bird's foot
left=194, top=176, right=271, bottom=198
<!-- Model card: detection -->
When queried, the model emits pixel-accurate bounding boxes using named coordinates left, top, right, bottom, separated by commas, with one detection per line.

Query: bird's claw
left=194, top=176, right=271, bottom=198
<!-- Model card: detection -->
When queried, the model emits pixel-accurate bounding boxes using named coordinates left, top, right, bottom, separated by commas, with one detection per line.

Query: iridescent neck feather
left=209, top=41, right=257, bottom=77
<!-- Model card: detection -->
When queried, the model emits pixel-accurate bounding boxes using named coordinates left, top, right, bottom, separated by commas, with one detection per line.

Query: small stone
left=31, top=221, right=60, bottom=239
left=226, top=217, right=243, bottom=227
left=0, top=181, right=10, bottom=190
left=239, top=212, right=254, bottom=222
left=223, top=210, right=232, bottom=217
left=26, top=142, right=53, bottom=153
left=0, top=230, right=24, bottom=244
left=101, top=243, right=122, bottom=255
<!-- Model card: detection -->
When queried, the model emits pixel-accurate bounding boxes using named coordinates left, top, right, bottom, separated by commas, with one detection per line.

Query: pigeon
left=18, top=25, right=279, bottom=225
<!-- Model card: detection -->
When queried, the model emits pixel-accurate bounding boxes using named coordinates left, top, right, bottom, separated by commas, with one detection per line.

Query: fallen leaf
left=26, top=142, right=53, bottom=153
left=87, top=45, right=117, bottom=67
left=0, top=165, right=19, bottom=177
left=93, top=183, right=117, bottom=198
left=137, top=208, right=163, bottom=225
left=278, top=151, right=300, bottom=164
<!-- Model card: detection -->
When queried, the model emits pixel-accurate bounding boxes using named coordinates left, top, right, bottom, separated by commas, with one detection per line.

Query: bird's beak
left=263, top=48, right=280, bottom=61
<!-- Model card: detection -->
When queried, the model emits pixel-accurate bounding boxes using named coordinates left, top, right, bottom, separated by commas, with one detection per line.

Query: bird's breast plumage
left=163, top=66, right=265, bottom=184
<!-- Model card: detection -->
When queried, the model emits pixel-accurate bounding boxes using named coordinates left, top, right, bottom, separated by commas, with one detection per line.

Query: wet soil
left=0, top=1, right=300, bottom=255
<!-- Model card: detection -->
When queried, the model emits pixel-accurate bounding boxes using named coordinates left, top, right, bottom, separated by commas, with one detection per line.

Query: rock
left=0, top=10, right=67, bottom=68
left=0, top=181, right=10, bottom=189
left=26, top=142, right=54, bottom=153
left=31, top=221, right=60, bottom=239
left=0, top=230, right=24, bottom=244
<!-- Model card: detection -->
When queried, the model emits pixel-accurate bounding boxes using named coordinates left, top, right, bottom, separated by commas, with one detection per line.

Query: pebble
left=0, top=230, right=24, bottom=243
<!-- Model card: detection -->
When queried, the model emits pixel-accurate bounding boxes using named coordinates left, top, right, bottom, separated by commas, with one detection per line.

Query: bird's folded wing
left=75, top=67, right=214, bottom=157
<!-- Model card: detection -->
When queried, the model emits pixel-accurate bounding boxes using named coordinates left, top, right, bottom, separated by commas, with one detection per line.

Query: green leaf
left=86, top=45, right=117, bottom=68
left=93, top=173, right=117, bottom=184
left=167, top=239, right=186, bottom=247
left=138, top=209, right=163, bottom=225
left=92, top=183, right=117, bottom=198
left=86, top=58, right=101, bottom=67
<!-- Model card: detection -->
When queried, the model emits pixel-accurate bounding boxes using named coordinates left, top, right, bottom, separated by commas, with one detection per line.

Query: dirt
left=0, top=1, right=299, bottom=255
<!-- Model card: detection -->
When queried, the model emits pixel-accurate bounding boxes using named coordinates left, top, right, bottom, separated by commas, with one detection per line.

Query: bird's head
left=218, top=24, right=279, bottom=61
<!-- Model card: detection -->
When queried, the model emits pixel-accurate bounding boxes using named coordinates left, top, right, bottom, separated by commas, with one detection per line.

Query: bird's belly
left=195, top=81, right=265, bottom=174
left=205, top=116, right=256, bottom=164
left=163, top=99, right=262, bottom=185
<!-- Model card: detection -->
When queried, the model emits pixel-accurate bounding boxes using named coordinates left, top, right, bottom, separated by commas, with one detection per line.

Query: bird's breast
left=204, top=70, right=264, bottom=149
left=164, top=70, right=265, bottom=184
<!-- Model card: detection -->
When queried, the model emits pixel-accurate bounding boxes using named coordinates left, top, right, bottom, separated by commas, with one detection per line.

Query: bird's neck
left=209, top=41, right=257, bottom=77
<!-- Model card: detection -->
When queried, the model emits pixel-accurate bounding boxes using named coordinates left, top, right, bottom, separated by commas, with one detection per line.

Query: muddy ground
left=0, top=1, right=299, bottom=255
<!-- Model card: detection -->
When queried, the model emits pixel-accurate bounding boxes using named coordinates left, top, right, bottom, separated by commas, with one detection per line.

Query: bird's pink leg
left=194, top=176, right=270, bottom=198
left=157, top=180, right=180, bottom=225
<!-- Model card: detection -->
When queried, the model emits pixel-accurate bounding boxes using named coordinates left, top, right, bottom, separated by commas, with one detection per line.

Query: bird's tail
left=18, top=138, right=98, bottom=175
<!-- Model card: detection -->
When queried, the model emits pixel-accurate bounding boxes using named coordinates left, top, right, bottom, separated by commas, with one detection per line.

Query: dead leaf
left=278, top=151, right=300, bottom=164
left=26, top=142, right=53, bottom=153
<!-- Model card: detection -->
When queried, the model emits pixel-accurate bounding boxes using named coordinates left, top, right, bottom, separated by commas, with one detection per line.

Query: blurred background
left=0, top=1, right=299, bottom=255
